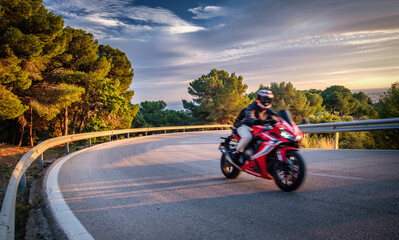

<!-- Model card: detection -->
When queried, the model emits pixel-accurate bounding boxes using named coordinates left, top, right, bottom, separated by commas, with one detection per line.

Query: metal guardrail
left=1, top=118, right=399, bottom=239
left=298, top=118, right=399, bottom=149
left=0, top=124, right=230, bottom=240
left=298, top=118, right=399, bottom=133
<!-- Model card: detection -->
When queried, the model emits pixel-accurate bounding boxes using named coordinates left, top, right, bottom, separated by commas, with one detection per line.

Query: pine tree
left=0, top=0, right=65, bottom=145
left=183, top=69, right=250, bottom=124
left=0, top=1, right=137, bottom=145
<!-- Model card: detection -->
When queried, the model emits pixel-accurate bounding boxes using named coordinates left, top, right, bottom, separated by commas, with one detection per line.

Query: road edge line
left=45, top=148, right=94, bottom=240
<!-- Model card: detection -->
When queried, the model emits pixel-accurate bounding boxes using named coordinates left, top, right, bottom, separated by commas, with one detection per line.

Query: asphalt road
left=48, top=131, right=399, bottom=240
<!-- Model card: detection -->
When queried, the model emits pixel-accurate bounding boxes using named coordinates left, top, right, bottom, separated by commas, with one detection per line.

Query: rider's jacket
left=240, top=100, right=273, bottom=127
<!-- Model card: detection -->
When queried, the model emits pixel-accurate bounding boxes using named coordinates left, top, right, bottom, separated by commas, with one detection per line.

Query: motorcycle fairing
left=232, top=134, right=240, bottom=140
left=280, top=118, right=300, bottom=136
left=242, top=140, right=281, bottom=179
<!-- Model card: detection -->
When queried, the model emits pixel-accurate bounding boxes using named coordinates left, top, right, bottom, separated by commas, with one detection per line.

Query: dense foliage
left=132, top=101, right=197, bottom=128
left=0, top=0, right=137, bottom=146
left=246, top=82, right=324, bottom=122
left=182, top=69, right=250, bottom=124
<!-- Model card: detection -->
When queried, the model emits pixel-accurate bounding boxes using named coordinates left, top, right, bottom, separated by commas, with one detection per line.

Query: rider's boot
left=232, top=151, right=245, bottom=166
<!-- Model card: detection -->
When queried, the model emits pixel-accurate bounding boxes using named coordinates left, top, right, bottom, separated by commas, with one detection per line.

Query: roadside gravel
left=25, top=168, right=66, bottom=240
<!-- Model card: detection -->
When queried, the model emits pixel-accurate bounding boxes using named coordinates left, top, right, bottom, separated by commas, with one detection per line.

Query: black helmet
left=256, top=89, right=274, bottom=109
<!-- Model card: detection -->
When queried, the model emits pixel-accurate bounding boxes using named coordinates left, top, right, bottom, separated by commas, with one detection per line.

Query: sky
left=42, top=0, right=399, bottom=107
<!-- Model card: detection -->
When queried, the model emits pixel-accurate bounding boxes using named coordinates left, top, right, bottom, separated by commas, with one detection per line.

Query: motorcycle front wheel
left=272, top=150, right=305, bottom=192
left=220, top=154, right=241, bottom=179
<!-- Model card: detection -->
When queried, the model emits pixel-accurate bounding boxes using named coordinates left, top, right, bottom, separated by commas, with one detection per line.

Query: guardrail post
left=65, top=142, right=70, bottom=155
left=334, top=132, right=339, bottom=149
left=127, top=133, right=130, bottom=138
left=38, top=153, right=44, bottom=172
left=18, top=172, right=27, bottom=193
left=88, top=138, right=92, bottom=147
left=18, top=142, right=27, bottom=192
left=145, top=132, right=147, bottom=136
left=108, top=136, right=111, bottom=142
left=37, top=141, right=44, bottom=172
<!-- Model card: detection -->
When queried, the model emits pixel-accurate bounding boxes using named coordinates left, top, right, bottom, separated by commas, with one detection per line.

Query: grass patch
left=301, top=134, right=334, bottom=149
left=15, top=192, right=31, bottom=240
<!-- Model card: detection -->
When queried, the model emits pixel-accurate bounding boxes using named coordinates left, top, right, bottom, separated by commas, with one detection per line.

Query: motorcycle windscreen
left=277, top=110, right=294, bottom=126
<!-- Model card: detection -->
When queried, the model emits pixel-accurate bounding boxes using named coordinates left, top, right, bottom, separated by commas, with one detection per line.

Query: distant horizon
left=132, top=80, right=394, bottom=106
left=155, top=86, right=391, bottom=110
left=351, top=87, right=390, bottom=93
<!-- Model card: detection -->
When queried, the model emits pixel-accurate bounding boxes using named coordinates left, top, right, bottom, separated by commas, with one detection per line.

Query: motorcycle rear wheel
left=272, top=150, right=305, bottom=192
left=220, top=154, right=241, bottom=179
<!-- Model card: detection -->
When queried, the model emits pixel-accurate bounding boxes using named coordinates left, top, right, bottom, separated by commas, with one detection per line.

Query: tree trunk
left=17, top=115, right=27, bottom=147
left=18, top=125, right=24, bottom=147
left=72, top=106, right=80, bottom=133
left=59, top=113, right=64, bottom=136
left=63, top=108, right=68, bottom=136
left=78, top=113, right=87, bottom=133
left=29, top=107, right=33, bottom=147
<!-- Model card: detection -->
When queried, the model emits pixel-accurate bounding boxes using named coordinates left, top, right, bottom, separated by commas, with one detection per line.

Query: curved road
left=46, top=131, right=399, bottom=240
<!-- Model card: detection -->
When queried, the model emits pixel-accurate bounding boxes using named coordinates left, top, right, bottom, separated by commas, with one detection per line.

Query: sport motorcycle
left=219, top=109, right=305, bottom=192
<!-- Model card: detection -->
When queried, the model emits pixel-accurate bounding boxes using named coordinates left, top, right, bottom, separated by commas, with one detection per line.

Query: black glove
left=267, top=108, right=277, bottom=115
left=265, top=119, right=277, bottom=125
left=252, top=119, right=265, bottom=125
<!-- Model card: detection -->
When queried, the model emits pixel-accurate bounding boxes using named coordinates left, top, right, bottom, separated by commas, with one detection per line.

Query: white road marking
left=46, top=148, right=94, bottom=240
left=307, top=172, right=364, bottom=180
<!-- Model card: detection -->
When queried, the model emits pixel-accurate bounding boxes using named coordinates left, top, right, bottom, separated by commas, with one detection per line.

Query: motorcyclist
left=233, top=89, right=277, bottom=165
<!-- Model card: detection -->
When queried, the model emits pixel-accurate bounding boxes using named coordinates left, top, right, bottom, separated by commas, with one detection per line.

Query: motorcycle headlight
left=280, top=130, right=294, bottom=141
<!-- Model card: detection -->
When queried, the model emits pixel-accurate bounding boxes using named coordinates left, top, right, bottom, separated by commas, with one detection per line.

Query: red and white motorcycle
left=219, top=109, right=305, bottom=192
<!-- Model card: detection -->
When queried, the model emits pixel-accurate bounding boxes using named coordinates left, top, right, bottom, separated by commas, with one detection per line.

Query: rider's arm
left=244, top=102, right=258, bottom=125
left=267, top=107, right=277, bottom=116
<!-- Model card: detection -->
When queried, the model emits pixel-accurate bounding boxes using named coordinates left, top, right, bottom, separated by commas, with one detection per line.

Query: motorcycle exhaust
left=219, top=146, right=243, bottom=170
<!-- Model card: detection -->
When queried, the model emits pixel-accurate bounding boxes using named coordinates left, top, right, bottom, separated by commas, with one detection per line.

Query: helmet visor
left=259, top=96, right=271, bottom=105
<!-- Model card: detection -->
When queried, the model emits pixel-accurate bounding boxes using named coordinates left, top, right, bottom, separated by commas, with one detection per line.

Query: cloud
left=44, top=0, right=205, bottom=39
left=122, top=6, right=205, bottom=34
left=83, top=13, right=125, bottom=27
left=43, top=0, right=399, bottom=103
left=188, top=6, right=229, bottom=19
